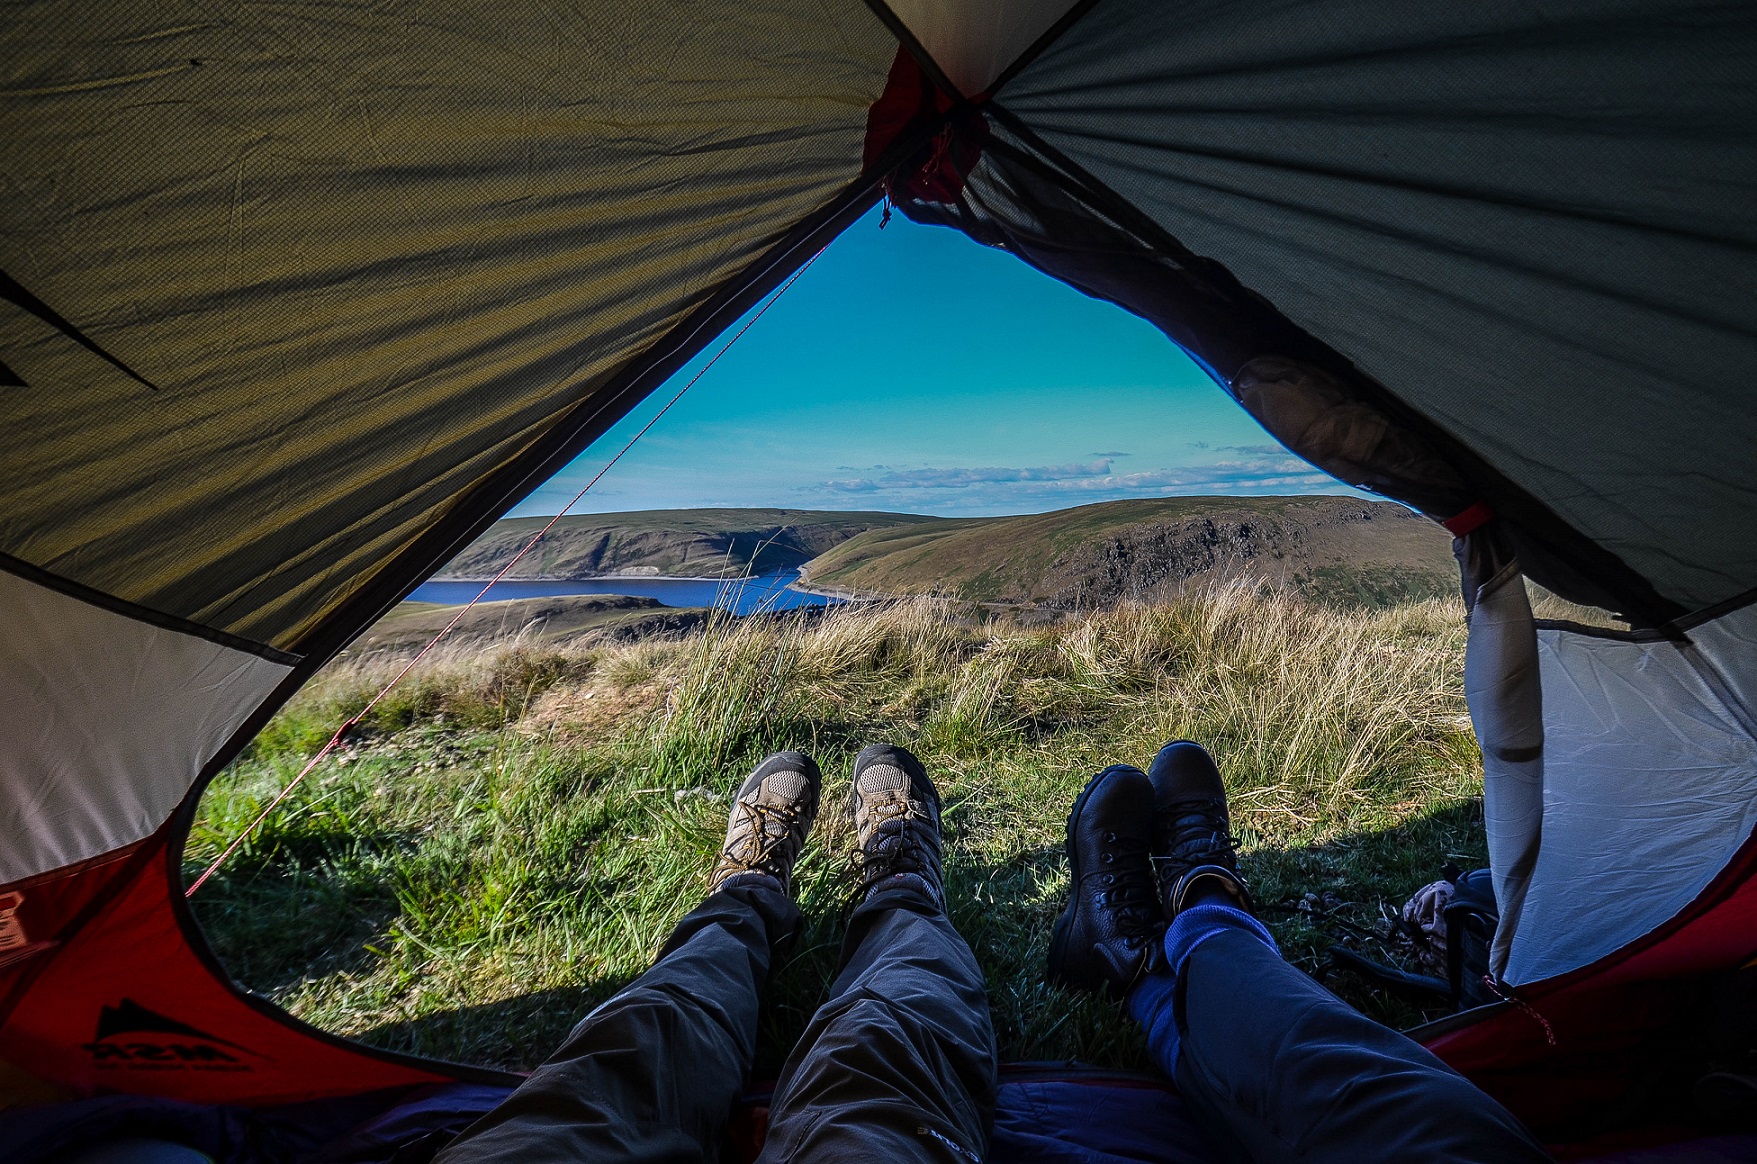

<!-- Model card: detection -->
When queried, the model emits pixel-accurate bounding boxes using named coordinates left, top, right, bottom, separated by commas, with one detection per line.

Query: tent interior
left=3, top=1, right=1755, bottom=1160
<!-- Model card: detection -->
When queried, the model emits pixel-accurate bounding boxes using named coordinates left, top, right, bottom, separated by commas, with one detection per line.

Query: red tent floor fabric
left=1425, top=830, right=1757, bottom=1142
left=0, top=825, right=469, bottom=1107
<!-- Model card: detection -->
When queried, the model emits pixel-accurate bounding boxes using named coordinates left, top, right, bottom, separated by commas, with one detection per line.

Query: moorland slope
left=351, top=595, right=714, bottom=653
left=437, top=508, right=933, bottom=580
left=802, top=496, right=1457, bottom=610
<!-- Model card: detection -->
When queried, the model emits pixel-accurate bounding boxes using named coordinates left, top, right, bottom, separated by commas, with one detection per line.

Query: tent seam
left=0, top=551, right=301, bottom=666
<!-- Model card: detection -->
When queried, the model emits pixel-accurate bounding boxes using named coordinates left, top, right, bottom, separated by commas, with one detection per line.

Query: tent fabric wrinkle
left=0, top=270, right=157, bottom=392
left=0, top=0, right=898, bottom=649
left=1684, top=613, right=1757, bottom=740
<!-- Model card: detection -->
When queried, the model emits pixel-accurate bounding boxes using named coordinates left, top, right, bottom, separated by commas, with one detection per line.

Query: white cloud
left=807, top=450, right=1353, bottom=514
left=825, top=459, right=1119, bottom=492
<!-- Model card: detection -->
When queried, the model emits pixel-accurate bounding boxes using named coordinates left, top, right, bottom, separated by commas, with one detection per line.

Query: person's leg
left=436, top=880, right=798, bottom=1163
left=436, top=752, right=821, bottom=1164
left=1136, top=742, right=1552, bottom=1164
left=1129, top=904, right=1551, bottom=1164
left=757, top=745, right=997, bottom=1164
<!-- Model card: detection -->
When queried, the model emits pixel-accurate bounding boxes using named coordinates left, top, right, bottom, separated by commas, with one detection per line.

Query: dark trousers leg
left=756, top=883, right=998, bottom=1162
left=434, top=880, right=800, bottom=1164
left=1173, top=928, right=1551, bottom=1164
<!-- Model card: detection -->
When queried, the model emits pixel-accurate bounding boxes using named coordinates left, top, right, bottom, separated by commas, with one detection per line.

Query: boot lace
left=855, top=804, right=943, bottom=897
left=719, top=798, right=809, bottom=879
left=1092, top=830, right=1160, bottom=948
left=1153, top=798, right=1241, bottom=900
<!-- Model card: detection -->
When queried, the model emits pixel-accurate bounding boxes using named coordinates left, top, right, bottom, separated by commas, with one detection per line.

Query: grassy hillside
left=803, top=496, right=1457, bottom=610
left=188, top=589, right=1485, bottom=1076
left=439, top=508, right=934, bottom=580
left=350, top=595, right=714, bottom=654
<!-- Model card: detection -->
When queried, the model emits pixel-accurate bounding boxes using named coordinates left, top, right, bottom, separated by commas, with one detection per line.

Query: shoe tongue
left=761, top=769, right=810, bottom=801
left=858, top=763, right=910, bottom=795
left=1163, top=796, right=1223, bottom=821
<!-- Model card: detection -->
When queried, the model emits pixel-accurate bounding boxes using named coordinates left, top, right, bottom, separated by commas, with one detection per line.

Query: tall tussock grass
left=189, top=587, right=1483, bottom=1073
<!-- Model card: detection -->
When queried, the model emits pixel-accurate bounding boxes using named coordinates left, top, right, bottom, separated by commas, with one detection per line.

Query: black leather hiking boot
left=1047, top=764, right=1165, bottom=994
left=850, top=743, right=945, bottom=905
left=1147, top=741, right=1253, bottom=916
left=707, top=750, right=822, bottom=895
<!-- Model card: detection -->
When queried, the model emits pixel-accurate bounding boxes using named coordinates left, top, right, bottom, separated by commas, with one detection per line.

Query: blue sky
left=510, top=205, right=1356, bottom=518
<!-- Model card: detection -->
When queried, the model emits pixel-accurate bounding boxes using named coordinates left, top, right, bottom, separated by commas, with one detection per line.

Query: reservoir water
left=407, top=570, right=841, bottom=616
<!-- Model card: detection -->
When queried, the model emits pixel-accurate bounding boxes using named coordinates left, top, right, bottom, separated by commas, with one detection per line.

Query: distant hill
left=801, top=497, right=1458, bottom=610
left=353, top=594, right=715, bottom=653
left=436, top=508, right=935, bottom=580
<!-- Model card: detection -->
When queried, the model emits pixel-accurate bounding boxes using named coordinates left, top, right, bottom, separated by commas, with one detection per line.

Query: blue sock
left=1126, top=968, right=1180, bottom=1078
left=1166, top=901, right=1278, bottom=972
left=1127, top=902, right=1278, bottom=1076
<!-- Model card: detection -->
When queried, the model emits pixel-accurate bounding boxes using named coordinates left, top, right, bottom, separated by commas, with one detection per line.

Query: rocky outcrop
left=1033, top=507, right=1440, bottom=608
left=804, top=497, right=1458, bottom=612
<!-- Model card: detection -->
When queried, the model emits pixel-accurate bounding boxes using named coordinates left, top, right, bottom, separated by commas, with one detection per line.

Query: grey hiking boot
left=707, top=751, right=823, bottom=895
left=1047, top=765, right=1166, bottom=994
left=850, top=743, right=944, bottom=905
left=1147, top=741, right=1253, bottom=916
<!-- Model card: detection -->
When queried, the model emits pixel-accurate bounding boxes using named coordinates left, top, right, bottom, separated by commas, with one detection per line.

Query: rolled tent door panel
left=1462, top=559, right=1545, bottom=982
left=1459, top=559, right=1757, bottom=988
left=1425, top=600, right=1757, bottom=1131
left=0, top=568, right=293, bottom=887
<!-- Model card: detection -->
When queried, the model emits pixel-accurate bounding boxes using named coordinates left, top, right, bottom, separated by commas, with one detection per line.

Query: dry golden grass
left=189, top=588, right=1485, bottom=1074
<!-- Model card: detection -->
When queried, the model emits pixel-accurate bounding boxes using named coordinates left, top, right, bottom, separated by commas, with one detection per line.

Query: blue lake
left=407, top=570, right=841, bottom=616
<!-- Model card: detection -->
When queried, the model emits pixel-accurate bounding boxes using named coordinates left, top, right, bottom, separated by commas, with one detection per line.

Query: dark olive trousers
left=432, top=877, right=997, bottom=1163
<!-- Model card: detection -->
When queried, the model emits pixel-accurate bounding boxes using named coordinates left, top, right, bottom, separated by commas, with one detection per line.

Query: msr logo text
left=83, top=1041, right=240, bottom=1063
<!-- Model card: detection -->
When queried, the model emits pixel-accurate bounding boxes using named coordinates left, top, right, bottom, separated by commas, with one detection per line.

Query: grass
left=349, top=595, right=715, bottom=653
left=186, top=587, right=1488, bottom=1077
